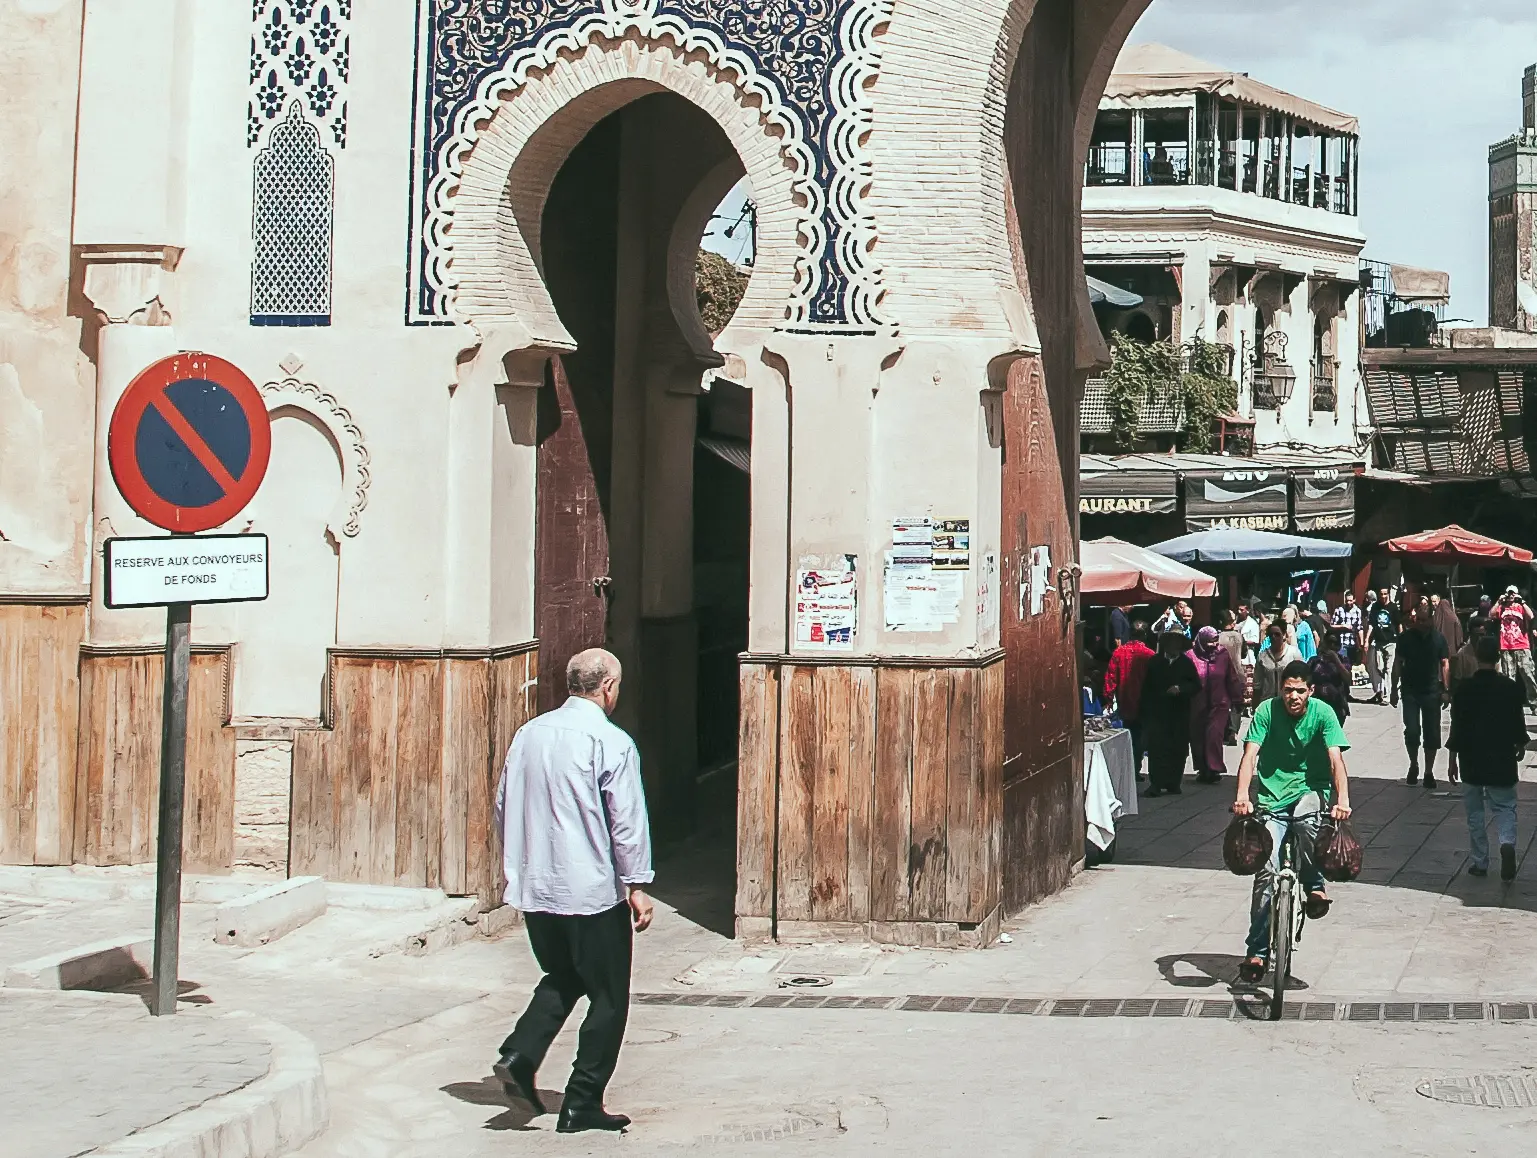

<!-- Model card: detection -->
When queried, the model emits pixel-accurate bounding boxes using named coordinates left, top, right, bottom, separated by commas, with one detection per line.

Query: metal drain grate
left=633, top=993, right=1535, bottom=1022
left=1419, top=1075, right=1537, bottom=1109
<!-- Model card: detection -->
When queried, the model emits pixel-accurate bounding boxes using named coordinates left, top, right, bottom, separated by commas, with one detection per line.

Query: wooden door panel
left=535, top=355, right=611, bottom=715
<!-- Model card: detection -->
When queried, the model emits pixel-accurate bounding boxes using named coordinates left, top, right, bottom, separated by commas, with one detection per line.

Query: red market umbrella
left=1382, top=524, right=1534, bottom=565
left=1081, top=536, right=1218, bottom=604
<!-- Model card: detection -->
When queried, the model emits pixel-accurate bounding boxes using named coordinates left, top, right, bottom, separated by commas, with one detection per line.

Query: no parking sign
left=108, top=352, right=272, bottom=533
left=103, top=351, right=272, bottom=1017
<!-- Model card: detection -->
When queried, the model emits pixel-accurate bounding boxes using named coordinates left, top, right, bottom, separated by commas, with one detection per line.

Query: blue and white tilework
left=407, top=0, right=893, bottom=331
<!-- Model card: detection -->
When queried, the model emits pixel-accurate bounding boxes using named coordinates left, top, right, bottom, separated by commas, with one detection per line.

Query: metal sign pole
left=150, top=601, right=192, bottom=1017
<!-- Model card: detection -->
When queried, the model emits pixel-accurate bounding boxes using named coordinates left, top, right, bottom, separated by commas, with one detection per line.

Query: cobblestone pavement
left=1, top=990, right=270, bottom=1158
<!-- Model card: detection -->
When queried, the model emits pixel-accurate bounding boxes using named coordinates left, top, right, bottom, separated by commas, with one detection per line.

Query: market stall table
left=1084, top=725, right=1137, bottom=863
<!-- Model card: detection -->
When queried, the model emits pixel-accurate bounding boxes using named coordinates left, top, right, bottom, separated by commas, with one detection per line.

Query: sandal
left=1238, top=956, right=1266, bottom=984
left=1304, top=891, right=1332, bottom=920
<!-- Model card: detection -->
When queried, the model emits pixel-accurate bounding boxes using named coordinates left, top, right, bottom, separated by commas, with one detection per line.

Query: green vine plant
left=1103, top=331, right=1238, bottom=453
left=1179, top=335, right=1239, bottom=454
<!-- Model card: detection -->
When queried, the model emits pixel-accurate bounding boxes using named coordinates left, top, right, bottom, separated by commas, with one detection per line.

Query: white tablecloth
left=1084, top=728, right=1138, bottom=850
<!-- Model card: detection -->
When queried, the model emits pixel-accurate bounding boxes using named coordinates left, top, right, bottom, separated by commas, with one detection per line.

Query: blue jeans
left=1463, top=784, right=1518, bottom=870
left=1245, top=793, right=1327, bottom=958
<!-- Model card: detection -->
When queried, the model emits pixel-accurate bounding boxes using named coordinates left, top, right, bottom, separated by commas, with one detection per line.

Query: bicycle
left=1254, top=797, right=1331, bottom=1021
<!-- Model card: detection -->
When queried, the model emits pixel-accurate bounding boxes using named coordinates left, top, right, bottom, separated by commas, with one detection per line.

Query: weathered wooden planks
left=0, top=604, right=85, bottom=866
left=734, top=662, right=779, bottom=924
left=74, top=648, right=235, bottom=872
left=290, top=647, right=537, bottom=900
left=755, top=658, right=1002, bottom=937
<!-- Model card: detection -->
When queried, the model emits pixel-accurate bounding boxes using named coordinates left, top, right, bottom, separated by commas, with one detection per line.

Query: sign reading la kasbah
left=1207, top=515, right=1289, bottom=531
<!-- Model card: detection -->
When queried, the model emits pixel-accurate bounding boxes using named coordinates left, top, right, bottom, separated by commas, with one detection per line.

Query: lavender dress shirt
left=493, top=696, right=655, bottom=916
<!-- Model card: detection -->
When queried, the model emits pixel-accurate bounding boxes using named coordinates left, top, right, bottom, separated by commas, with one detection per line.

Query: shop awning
left=1081, top=536, right=1218, bottom=604
left=1382, top=524, right=1534, bottom=565
left=1079, top=455, right=1179, bottom=516
left=1086, top=275, right=1143, bottom=308
left=1292, top=466, right=1355, bottom=532
left=1106, top=43, right=1359, bottom=135
left=1151, top=528, right=1353, bottom=564
left=1183, top=467, right=1289, bottom=532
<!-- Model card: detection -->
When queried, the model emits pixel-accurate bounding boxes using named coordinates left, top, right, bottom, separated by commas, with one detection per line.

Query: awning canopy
left=1292, top=466, right=1355, bottom=533
left=1389, top=265, right=1451, bottom=305
left=1183, top=467, right=1289, bottom=532
left=1382, top=524, right=1534, bottom=565
left=1087, top=275, right=1143, bottom=308
left=1081, top=536, right=1218, bottom=604
left=1080, top=454, right=1178, bottom=515
left=1106, top=43, right=1359, bottom=135
left=1150, top=528, right=1353, bottom=565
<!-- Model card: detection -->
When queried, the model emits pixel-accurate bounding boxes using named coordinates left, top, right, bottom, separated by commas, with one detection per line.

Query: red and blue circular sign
left=108, top=353, right=272, bottom=533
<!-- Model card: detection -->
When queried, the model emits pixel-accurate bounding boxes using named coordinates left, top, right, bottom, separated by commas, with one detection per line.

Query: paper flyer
left=890, top=516, right=934, bottom=575
left=795, top=559, right=857, bottom=650
left=978, top=553, right=998, bottom=642
left=932, top=518, right=971, bottom=570
left=1028, top=544, right=1053, bottom=617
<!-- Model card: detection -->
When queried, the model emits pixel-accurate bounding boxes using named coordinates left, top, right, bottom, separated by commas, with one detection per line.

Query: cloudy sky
left=1127, top=0, right=1537, bottom=324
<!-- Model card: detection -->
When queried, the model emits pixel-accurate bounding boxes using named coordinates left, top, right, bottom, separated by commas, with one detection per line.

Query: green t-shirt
left=1243, top=697, right=1349, bottom=809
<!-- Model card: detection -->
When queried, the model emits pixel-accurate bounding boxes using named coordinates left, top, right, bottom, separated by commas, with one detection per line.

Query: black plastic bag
left=1222, top=814, right=1272, bottom=876
left=1316, top=817, right=1363, bottom=882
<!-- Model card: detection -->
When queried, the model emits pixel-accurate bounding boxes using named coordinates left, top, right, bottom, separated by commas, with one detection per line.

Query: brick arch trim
left=442, top=36, right=806, bottom=347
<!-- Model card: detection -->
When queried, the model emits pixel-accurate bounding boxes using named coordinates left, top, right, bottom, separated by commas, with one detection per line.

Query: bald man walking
left=492, top=648, right=655, bottom=1134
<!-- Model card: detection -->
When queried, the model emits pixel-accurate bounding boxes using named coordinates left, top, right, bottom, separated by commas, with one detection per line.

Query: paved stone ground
left=286, top=697, right=1537, bottom=1156
left=1, top=989, right=270, bottom=1158
left=17, top=697, right=1537, bottom=1156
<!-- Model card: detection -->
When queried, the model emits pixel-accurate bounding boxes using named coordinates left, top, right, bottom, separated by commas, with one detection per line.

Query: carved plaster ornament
left=259, top=377, right=371, bottom=539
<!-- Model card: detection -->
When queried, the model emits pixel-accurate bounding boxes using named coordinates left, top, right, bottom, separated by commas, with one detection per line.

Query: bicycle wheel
left=1269, top=877, right=1294, bottom=1022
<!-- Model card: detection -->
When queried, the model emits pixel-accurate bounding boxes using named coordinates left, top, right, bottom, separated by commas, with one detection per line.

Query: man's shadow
left=441, top=1075, right=565, bottom=1132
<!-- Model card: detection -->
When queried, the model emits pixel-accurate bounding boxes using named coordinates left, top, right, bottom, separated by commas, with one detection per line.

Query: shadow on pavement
left=441, top=1075, right=563, bottom=1132
left=1155, top=952, right=1241, bottom=988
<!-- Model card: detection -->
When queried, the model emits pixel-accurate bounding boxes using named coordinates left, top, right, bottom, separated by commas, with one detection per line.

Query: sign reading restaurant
left=1080, top=496, right=1162, bottom=515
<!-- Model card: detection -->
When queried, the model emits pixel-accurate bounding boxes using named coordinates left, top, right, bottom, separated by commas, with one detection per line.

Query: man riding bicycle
left=1232, top=660, right=1353, bottom=984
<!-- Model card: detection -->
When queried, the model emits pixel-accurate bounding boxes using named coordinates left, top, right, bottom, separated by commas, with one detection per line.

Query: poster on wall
left=978, top=552, right=998, bottom=644
left=1028, top=544, right=1053, bottom=617
left=795, top=558, right=857, bottom=650
left=890, top=516, right=934, bottom=573
left=932, top=519, right=971, bottom=570
left=884, top=568, right=963, bottom=632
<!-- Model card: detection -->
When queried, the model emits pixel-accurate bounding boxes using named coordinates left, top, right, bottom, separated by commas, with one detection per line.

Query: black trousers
left=502, top=902, right=633, bottom=1108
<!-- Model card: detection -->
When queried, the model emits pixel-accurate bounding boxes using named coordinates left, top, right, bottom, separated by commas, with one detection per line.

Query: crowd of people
left=1090, top=583, right=1537, bottom=810
left=1092, top=583, right=1534, bottom=980
left=1096, top=596, right=1358, bottom=798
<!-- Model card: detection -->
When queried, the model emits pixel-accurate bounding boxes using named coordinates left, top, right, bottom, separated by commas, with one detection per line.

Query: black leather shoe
left=556, top=1105, right=631, bottom=1134
left=1502, top=844, right=1518, bottom=881
left=492, top=1051, right=544, bottom=1115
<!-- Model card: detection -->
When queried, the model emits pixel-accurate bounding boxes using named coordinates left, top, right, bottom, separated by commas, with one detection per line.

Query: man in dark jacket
left=1448, top=635, right=1528, bottom=881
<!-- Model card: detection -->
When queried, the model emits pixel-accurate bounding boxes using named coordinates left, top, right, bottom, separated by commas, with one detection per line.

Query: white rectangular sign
left=104, top=535, right=270, bottom=609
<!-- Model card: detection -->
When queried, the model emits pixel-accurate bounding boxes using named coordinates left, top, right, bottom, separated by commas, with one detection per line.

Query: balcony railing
left=1311, top=358, right=1338, bottom=412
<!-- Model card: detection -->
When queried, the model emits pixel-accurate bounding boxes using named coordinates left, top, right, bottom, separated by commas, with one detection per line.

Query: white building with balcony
left=1081, top=44, right=1368, bottom=457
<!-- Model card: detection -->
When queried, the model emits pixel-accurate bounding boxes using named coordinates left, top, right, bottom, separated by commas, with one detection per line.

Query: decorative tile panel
left=249, top=1, right=351, bottom=150
left=249, top=2, right=350, bottom=327
left=407, top=0, right=893, bottom=331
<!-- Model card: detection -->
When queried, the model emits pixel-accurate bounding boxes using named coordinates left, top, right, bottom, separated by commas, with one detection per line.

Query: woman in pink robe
left=1187, top=626, right=1245, bottom=784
